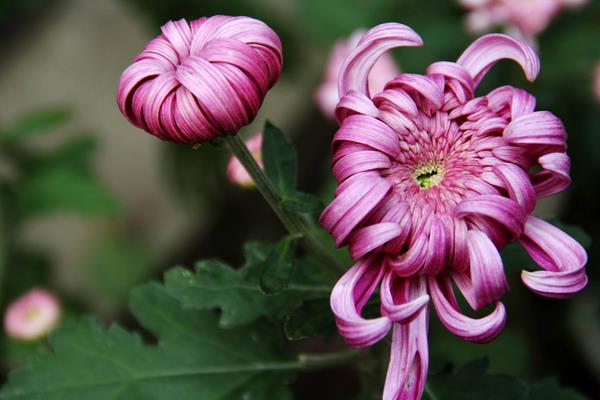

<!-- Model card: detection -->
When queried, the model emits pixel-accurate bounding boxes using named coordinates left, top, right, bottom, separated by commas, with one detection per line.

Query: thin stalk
left=223, top=134, right=345, bottom=273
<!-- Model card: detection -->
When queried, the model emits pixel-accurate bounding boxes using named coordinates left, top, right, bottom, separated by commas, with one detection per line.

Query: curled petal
left=429, top=274, right=506, bottom=343
left=348, top=223, right=404, bottom=260
left=330, top=256, right=391, bottom=347
left=520, top=216, right=588, bottom=298
left=383, top=298, right=429, bottom=400
left=504, top=111, right=567, bottom=150
left=336, top=91, right=381, bottom=122
left=373, top=89, right=419, bottom=117
left=455, top=194, right=527, bottom=240
left=453, top=230, right=509, bottom=310
left=333, top=149, right=391, bottom=183
left=421, top=218, right=448, bottom=275
left=387, top=234, right=428, bottom=276
left=487, top=86, right=536, bottom=120
left=531, top=153, right=572, bottom=197
left=380, top=273, right=429, bottom=324
left=427, top=61, right=474, bottom=95
left=386, top=74, right=445, bottom=112
left=320, top=174, right=392, bottom=246
left=333, top=114, right=400, bottom=157
left=456, top=34, right=540, bottom=88
left=493, top=163, right=536, bottom=213
left=339, top=23, right=423, bottom=99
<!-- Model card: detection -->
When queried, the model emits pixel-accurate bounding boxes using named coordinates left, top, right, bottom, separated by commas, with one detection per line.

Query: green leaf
left=259, top=234, right=299, bottom=294
left=425, top=359, right=587, bottom=400
left=282, top=190, right=324, bottom=215
left=0, top=283, right=295, bottom=400
left=284, top=298, right=336, bottom=341
left=164, top=241, right=331, bottom=328
left=527, top=379, right=587, bottom=400
left=16, top=167, right=120, bottom=217
left=1, top=108, right=71, bottom=143
left=262, top=121, right=297, bottom=194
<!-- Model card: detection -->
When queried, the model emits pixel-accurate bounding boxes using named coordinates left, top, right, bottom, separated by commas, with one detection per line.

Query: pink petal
left=492, top=163, right=536, bottom=213
left=429, top=274, right=506, bottom=343
left=385, top=74, right=445, bottom=112
left=383, top=296, right=429, bottom=400
left=336, top=91, right=381, bottom=122
left=531, top=152, right=572, bottom=197
left=387, top=233, right=428, bottom=277
left=453, top=230, right=509, bottom=310
left=380, top=273, right=429, bottom=324
left=330, top=256, right=391, bottom=347
left=333, top=114, right=400, bottom=157
left=520, top=216, right=588, bottom=298
left=339, top=23, right=423, bottom=99
left=348, top=223, right=404, bottom=260
left=333, top=149, right=392, bottom=183
left=456, top=34, right=540, bottom=88
left=455, top=194, right=527, bottom=240
left=504, top=111, right=567, bottom=150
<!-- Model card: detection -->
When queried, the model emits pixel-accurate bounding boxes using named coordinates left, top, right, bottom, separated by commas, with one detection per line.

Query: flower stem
left=223, top=134, right=345, bottom=273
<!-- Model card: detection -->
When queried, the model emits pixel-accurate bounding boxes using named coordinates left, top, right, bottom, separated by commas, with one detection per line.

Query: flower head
left=320, top=23, right=587, bottom=400
left=460, top=0, right=587, bottom=40
left=117, top=16, right=283, bottom=144
left=315, top=30, right=400, bottom=120
left=226, top=132, right=263, bottom=188
left=4, top=289, right=61, bottom=341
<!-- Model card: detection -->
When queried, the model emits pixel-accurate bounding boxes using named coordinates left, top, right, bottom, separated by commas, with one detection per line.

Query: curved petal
left=386, top=74, right=445, bottom=112
left=380, top=273, right=429, bottom=323
left=421, top=218, right=448, bottom=275
left=487, top=86, right=536, bottom=120
left=339, top=23, right=423, bottom=99
left=336, top=90, right=380, bottom=122
left=456, top=34, right=540, bottom=88
left=330, top=256, right=391, bottom=347
left=455, top=194, right=527, bottom=240
left=492, top=163, right=536, bottom=213
left=383, top=296, right=429, bottom=400
left=520, top=216, right=588, bottom=298
left=531, top=152, right=571, bottom=198
left=333, top=149, right=391, bottom=183
left=373, top=89, right=419, bottom=117
left=429, top=274, right=506, bottom=343
left=348, top=223, right=404, bottom=260
left=386, top=233, right=428, bottom=276
left=504, top=111, right=567, bottom=151
left=453, top=230, right=509, bottom=310
left=333, top=114, right=400, bottom=157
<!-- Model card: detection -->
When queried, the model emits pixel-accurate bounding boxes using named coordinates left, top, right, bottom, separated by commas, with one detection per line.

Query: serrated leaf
left=259, top=234, right=298, bottom=294
left=282, top=190, right=324, bottom=215
left=284, top=298, right=336, bottom=341
left=262, top=121, right=297, bottom=194
left=0, top=283, right=295, bottom=400
left=1, top=108, right=71, bottom=142
left=164, top=241, right=331, bottom=328
left=16, top=167, right=120, bottom=217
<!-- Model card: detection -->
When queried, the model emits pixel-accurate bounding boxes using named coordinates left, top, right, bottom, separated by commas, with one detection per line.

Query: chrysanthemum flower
left=460, top=0, right=587, bottom=40
left=320, top=23, right=587, bottom=400
left=4, top=289, right=61, bottom=341
left=315, top=30, right=399, bottom=120
left=226, top=132, right=263, bottom=188
left=116, top=16, right=282, bottom=144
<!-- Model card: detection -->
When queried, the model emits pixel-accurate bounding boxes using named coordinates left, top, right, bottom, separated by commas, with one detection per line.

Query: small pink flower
left=460, top=0, right=587, bottom=39
left=117, top=16, right=283, bottom=144
left=321, top=23, right=587, bottom=400
left=226, top=133, right=263, bottom=188
left=4, top=289, right=61, bottom=341
left=315, top=30, right=400, bottom=121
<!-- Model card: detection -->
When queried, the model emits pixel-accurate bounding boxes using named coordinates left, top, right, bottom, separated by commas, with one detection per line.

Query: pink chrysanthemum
left=4, top=289, right=61, bottom=341
left=226, top=132, right=263, bottom=188
left=116, top=16, right=282, bottom=144
left=320, top=23, right=587, bottom=400
left=315, top=30, right=400, bottom=120
left=460, top=0, right=587, bottom=40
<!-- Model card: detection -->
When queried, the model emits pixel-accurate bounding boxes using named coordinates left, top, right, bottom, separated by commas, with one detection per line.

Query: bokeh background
left=0, top=0, right=599, bottom=398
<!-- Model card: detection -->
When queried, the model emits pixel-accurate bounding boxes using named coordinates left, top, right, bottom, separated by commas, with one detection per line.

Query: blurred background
left=0, top=0, right=598, bottom=398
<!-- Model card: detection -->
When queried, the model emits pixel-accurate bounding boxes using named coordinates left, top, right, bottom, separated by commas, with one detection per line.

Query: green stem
left=224, top=134, right=345, bottom=273
left=297, top=349, right=360, bottom=370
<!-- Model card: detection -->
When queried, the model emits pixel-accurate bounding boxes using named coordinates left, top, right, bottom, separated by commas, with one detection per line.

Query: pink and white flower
left=320, top=23, right=587, bottom=400
left=315, top=30, right=400, bottom=121
left=4, top=289, right=61, bottom=341
left=117, top=16, right=283, bottom=144
left=226, top=133, right=263, bottom=188
left=460, top=0, right=587, bottom=40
